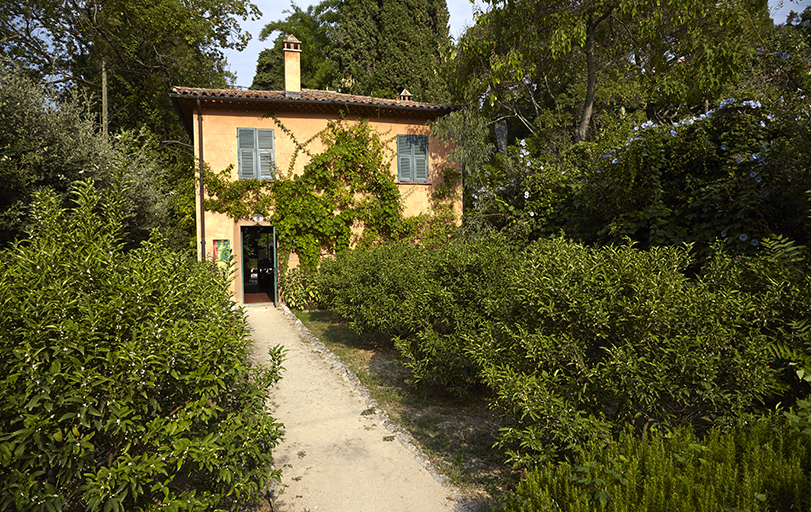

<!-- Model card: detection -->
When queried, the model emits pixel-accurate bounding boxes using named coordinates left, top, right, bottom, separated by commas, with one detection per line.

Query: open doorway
left=241, top=226, right=277, bottom=304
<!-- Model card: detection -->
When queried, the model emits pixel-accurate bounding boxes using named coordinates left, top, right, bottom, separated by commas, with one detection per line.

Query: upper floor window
left=397, top=134, right=429, bottom=183
left=237, top=128, right=275, bottom=180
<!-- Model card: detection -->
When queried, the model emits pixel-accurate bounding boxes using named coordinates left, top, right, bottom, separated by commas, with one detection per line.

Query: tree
left=251, top=3, right=337, bottom=91
left=1, top=0, right=260, bottom=138
left=430, top=107, right=495, bottom=216
left=0, top=67, right=170, bottom=248
left=253, top=0, right=453, bottom=102
left=328, top=0, right=452, bottom=101
left=451, top=0, right=771, bottom=145
left=1, top=0, right=263, bottom=247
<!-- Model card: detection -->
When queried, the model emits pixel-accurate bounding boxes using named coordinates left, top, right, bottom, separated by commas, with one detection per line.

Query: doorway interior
left=241, top=226, right=277, bottom=304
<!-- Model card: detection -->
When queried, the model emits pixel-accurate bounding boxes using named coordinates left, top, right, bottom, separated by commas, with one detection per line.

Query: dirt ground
left=245, top=305, right=479, bottom=512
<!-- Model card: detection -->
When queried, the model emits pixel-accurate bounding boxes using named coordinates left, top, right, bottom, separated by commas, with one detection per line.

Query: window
left=397, top=134, right=429, bottom=183
left=237, top=128, right=275, bottom=180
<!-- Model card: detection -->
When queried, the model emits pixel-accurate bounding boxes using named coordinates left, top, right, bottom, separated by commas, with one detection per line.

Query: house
left=170, top=35, right=461, bottom=305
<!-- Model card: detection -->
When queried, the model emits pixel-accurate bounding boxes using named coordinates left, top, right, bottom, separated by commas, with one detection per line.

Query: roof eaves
left=169, top=88, right=459, bottom=115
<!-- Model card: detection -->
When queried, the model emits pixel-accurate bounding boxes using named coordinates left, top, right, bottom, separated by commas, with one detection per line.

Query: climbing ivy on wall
left=204, top=118, right=407, bottom=273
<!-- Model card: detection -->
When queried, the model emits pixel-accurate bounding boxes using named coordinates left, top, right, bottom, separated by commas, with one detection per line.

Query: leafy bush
left=0, top=182, right=283, bottom=511
left=573, top=95, right=811, bottom=252
left=0, top=67, right=171, bottom=249
left=390, top=235, right=516, bottom=394
left=322, top=235, right=779, bottom=462
left=319, top=235, right=517, bottom=394
left=318, top=242, right=429, bottom=337
left=473, top=237, right=775, bottom=465
left=280, top=267, right=322, bottom=310
left=499, top=418, right=811, bottom=512
left=740, top=237, right=811, bottom=397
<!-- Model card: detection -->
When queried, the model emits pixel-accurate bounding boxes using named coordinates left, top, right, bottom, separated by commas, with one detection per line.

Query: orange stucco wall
left=192, top=104, right=461, bottom=303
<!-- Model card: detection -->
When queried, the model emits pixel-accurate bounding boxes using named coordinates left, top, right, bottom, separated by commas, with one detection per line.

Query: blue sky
left=224, top=0, right=811, bottom=89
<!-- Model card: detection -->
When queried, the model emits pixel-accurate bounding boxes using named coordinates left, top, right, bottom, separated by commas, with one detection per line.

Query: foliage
left=320, top=235, right=782, bottom=463
left=475, top=238, right=775, bottom=465
left=746, top=6, right=811, bottom=95
left=570, top=93, right=811, bottom=252
left=718, top=236, right=811, bottom=397
left=459, top=138, right=581, bottom=243
left=255, top=0, right=452, bottom=102
left=430, top=107, right=495, bottom=212
left=785, top=398, right=811, bottom=437
left=251, top=3, right=338, bottom=91
left=0, top=182, right=284, bottom=511
left=204, top=165, right=276, bottom=223
left=499, top=418, right=811, bottom=512
left=273, top=119, right=403, bottom=271
left=449, top=0, right=769, bottom=143
left=1, top=0, right=265, bottom=248
left=0, top=67, right=171, bottom=249
left=318, top=242, right=429, bottom=337
left=0, top=0, right=258, bottom=134
left=470, top=90, right=811, bottom=255
left=280, top=267, right=322, bottom=310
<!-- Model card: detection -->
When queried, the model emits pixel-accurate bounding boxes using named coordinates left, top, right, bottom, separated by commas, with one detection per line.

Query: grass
left=292, top=309, right=520, bottom=509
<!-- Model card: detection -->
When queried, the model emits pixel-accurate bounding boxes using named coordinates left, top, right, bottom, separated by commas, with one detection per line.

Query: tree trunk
left=575, top=14, right=597, bottom=143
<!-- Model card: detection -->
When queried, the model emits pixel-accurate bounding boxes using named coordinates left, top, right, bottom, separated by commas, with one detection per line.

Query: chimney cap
left=284, top=34, right=302, bottom=51
left=398, top=88, right=413, bottom=101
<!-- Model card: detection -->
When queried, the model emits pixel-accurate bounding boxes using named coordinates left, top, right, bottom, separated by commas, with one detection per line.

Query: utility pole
left=102, top=60, right=108, bottom=138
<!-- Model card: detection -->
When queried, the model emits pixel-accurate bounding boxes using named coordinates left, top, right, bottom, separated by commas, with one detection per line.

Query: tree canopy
left=251, top=0, right=452, bottom=102
left=1, top=0, right=260, bottom=139
left=251, top=4, right=338, bottom=91
left=0, top=67, right=171, bottom=248
left=1, top=0, right=263, bottom=245
left=449, top=0, right=772, bottom=145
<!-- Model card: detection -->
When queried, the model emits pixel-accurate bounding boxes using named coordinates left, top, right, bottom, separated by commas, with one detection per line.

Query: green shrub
left=569, top=95, right=811, bottom=253
left=742, top=237, right=811, bottom=397
left=391, top=235, right=516, bottom=394
left=473, top=237, right=775, bottom=465
left=319, top=235, right=516, bottom=394
left=500, top=418, right=811, bottom=512
left=318, top=242, right=430, bottom=337
left=785, top=399, right=811, bottom=437
left=0, top=182, right=283, bottom=511
left=280, top=267, right=321, bottom=310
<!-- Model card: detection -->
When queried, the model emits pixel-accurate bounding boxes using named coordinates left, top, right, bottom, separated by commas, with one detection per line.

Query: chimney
left=283, top=34, right=301, bottom=98
left=398, top=89, right=413, bottom=101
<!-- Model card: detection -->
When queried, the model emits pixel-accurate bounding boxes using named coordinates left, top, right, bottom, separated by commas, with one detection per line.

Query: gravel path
left=246, top=305, right=475, bottom=512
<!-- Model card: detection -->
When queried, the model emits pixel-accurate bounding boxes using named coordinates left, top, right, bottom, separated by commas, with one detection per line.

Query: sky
left=224, top=0, right=811, bottom=89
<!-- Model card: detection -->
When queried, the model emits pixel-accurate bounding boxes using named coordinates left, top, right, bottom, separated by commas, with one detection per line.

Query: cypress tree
left=331, top=0, right=451, bottom=102
left=253, top=0, right=451, bottom=103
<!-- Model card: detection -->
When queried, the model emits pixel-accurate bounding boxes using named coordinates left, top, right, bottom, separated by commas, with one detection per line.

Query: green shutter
left=397, top=135, right=429, bottom=183
left=397, top=135, right=412, bottom=182
left=414, top=135, right=428, bottom=183
left=238, top=128, right=256, bottom=179
left=257, top=129, right=275, bottom=180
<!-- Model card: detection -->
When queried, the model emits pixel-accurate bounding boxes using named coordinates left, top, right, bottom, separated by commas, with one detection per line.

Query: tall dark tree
left=253, top=0, right=452, bottom=102
left=329, top=0, right=451, bottom=102
left=251, top=4, right=337, bottom=91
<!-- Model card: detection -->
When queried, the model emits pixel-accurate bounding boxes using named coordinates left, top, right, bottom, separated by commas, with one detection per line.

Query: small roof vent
left=398, top=89, right=413, bottom=101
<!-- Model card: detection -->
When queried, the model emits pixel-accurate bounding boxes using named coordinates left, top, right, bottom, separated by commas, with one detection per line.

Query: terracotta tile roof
left=171, top=86, right=459, bottom=115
